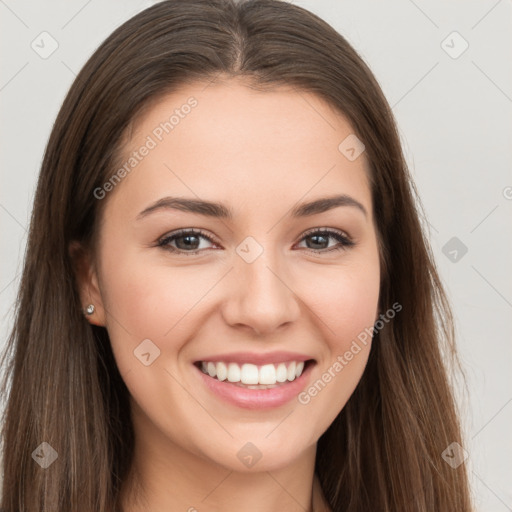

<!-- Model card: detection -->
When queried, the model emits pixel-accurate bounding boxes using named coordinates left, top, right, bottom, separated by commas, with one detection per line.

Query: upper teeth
left=200, top=361, right=306, bottom=385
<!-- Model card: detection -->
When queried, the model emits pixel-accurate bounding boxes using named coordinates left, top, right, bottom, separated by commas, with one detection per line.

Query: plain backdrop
left=1, top=0, right=511, bottom=510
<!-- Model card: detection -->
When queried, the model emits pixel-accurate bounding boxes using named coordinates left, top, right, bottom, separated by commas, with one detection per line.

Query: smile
left=198, top=360, right=306, bottom=388
left=193, top=359, right=316, bottom=409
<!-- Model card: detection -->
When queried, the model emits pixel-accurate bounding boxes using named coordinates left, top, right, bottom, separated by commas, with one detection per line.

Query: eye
left=295, top=228, right=355, bottom=254
left=157, top=229, right=218, bottom=255
left=157, top=227, right=355, bottom=256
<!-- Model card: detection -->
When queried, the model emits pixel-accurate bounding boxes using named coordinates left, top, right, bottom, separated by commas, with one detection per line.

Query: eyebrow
left=136, top=194, right=368, bottom=221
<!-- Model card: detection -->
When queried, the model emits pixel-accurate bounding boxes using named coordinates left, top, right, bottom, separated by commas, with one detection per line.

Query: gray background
left=1, top=0, right=511, bottom=509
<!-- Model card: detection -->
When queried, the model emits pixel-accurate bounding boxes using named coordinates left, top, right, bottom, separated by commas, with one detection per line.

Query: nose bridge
left=223, top=236, right=300, bottom=334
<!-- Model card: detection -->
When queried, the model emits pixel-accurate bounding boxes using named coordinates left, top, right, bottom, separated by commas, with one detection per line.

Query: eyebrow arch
left=136, top=194, right=367, bottom=220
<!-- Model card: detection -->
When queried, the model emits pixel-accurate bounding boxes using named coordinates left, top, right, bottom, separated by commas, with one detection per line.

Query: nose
left=221, top=246, right=301, bottom=336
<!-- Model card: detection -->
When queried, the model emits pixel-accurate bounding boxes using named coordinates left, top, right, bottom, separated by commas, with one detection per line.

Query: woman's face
left=84, top=78, right=380, bottom=472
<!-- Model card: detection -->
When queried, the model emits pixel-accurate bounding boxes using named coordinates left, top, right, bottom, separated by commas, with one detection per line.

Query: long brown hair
left=0, top=0, right=472, bottom=510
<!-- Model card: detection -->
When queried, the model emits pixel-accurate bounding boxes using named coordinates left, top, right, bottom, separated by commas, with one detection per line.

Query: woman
left=0, top=0, right=473, bottom=510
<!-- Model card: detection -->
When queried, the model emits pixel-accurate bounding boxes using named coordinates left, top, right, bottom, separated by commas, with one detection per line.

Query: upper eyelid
left=301, top=226, right=352, bottom=239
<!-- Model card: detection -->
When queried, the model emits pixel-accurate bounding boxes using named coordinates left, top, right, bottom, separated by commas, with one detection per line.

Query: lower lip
left=194, top=362, right=315, bottom=410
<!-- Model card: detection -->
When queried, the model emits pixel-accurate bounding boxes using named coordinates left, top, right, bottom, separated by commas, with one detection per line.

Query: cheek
left=293, top=253, right=380, bottom=423
left=324, top=272, right=379, bottom=343
left=98, top=248, right=215, bottom=371
left=302, top=254, right=380, bottom=349
left=102, top=235, right=217, bottom=320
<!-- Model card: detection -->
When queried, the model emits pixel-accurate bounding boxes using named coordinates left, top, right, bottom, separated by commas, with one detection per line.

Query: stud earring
left=85, top=304, right=95, bottom=315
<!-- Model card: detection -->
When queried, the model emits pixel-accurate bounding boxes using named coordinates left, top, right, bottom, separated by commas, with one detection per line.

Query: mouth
left=193, top=359, right=315, bottom=389
left=192, top=358, right=316, bottom=409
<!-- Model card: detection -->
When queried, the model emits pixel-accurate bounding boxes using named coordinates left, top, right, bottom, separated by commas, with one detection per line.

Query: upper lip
left=194, top=351, right=315, bottom=366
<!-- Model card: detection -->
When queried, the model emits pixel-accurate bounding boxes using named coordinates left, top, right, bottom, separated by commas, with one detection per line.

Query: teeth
left=259, top=364, right=276, bottom=385
left=241, top=364, right=259, bottom=384
left=276, top=363, right=288, bottom=382
left=216, top=361, right=227, bottom=381
left=287, top=361, right=296, bottom=381
left=199, top=360, right=308, bottom=385
left=207, top=362, right=216, bottom=378
left=227, top=363, right=240, bottom=383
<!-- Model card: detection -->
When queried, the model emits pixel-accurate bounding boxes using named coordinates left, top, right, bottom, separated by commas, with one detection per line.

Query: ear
left=68, top=240, right=106, bottom=327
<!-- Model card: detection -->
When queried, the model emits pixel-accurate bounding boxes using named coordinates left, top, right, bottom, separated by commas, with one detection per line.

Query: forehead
left=105, top=78, right=372, bottom=221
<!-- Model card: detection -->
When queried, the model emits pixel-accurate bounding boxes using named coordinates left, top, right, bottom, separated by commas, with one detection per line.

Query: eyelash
left=156, top=228, right=355, bottom=256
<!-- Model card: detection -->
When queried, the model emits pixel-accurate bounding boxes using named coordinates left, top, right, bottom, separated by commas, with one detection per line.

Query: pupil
left=310, top=234, right=327, bottom=249
left=177, top=235, right=199, bottom=250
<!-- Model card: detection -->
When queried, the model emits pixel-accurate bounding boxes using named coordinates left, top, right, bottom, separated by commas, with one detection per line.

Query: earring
left=85, top=304, right=95, bottom=315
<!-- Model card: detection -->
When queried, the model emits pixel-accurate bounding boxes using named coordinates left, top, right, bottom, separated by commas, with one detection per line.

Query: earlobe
left=68, top=240, right=106, bottom=327
left=84, top=268, right=107, bottom=327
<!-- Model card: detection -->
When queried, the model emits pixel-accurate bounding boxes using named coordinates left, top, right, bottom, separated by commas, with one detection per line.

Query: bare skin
left=74, top=77, right=380, bottom=512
